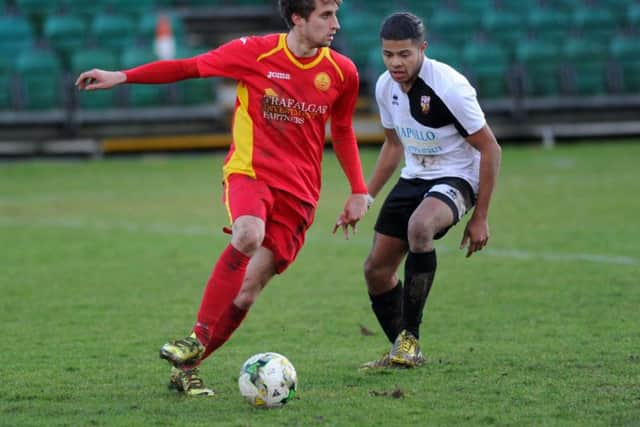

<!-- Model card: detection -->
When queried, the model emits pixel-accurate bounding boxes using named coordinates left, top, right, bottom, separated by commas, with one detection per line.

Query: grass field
left=1, top=141, right=639, bottom=426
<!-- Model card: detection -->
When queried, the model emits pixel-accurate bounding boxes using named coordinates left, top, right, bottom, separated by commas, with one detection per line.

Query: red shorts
left=223, top=174, right=316, bottom=273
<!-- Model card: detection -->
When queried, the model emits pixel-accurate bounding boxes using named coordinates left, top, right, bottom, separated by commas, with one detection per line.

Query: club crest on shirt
left=420, top=95, right=431, bottom=114
left=314, top=72, right=331, bottom=91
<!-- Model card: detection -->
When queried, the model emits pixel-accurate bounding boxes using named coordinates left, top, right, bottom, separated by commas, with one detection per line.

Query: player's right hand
left=75, top=69, right=127, bottom=91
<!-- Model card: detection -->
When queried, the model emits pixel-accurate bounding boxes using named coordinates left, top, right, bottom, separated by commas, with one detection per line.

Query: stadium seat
left=344, top=33, right=378, bottom=70
left=365, top=47, right=385, bottom=83
left=609, top=35, right=640, bottom=93
left=550, top=0, right=583, bottom=12
left=120, top=45, right=167, bottom=106
left=453, top=0, right=494, bottom=17
left=357, top=2, right=393, bottom=17
left=70, top=48, right=120, bottom=109
left=462, top=40, right=510, bottom=98
left=429, top=9, right=479, bottom=46
left=571, top=7, right=618, bottom=40
left=16, top=0, right=64, bottom=15
left=175, top=77, right=217, bottom=106
left=338, top=11, right=379, bottom=69
left=0, top=33, right=15, bottom=109
left=426, top=42, right=462, bottom=70
left=15, top=48, right=63, bottom=110
left=174, top=0, right=225, bottom=5
left=515, top=40, right=562, bottom=97
left=562, top=37, right=610, bottom=95
left=171, top=47, right=217, bottom=106
left=0, top=14, right=34, bottom=57
left=67, top=0, right=110, bottom=19
left=628, top=3, right=640, bottom=27
left=0, top=72, right=12, bottom=110
left=599, top=0, right=636, bottom=20
left=401, top=0, right=440, bottom=17
left=233, top=0, right=271, bottom=5
left=526, top=7, right=572, bottom=45
left=15, top=0, right=65, bottom=22
left=104, top=0, right=158, bottom=18
left=91, top=12, right=136, bottom=54
left=480, top=9, right=524, bottom=57
left=43, top=14, right=88, bottom=67
left=496, top=0, right=539, bottom=15
left=0, top=53, right=10, bottom=75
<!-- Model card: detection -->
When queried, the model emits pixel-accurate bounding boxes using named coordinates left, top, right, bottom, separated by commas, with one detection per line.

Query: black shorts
left=374, top=177, right=475, bottom=241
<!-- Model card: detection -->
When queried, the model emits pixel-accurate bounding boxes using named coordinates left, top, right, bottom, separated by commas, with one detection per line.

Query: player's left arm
left=461, top=125, right=502, bottom=257
left=330, top=62, right=369, bottom=239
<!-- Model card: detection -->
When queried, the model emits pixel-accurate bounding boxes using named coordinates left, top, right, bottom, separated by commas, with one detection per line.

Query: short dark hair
left=278, top=0, right=342, bottom=29
left=380, top=12, right=425, bottom=43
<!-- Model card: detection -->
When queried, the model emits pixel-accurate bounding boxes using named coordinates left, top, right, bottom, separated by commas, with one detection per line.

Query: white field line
left=0, top=216, right=638, bottom=267
left=0, top=216, right=220, bottom=238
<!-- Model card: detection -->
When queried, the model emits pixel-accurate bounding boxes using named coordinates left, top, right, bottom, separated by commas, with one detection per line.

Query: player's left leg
left=391, top=178, right=474, bottom=367
left=198, top=247, right=277, bottom=361
left=389, top=196, right=450, bottom=367
left=168, top=366, right=215, bottom=397
left=164, top=247, right=277, bottom=397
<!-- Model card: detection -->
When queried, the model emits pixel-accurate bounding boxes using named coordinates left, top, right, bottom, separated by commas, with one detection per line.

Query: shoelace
left=184, top=369, right=204, bottom=389
left=399, top=336, right=415, bottom=354
left=174, top=337, right=198, bottom=352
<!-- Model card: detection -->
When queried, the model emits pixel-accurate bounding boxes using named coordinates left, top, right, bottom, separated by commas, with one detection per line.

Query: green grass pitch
left=1, top=141, right=639, bottom=426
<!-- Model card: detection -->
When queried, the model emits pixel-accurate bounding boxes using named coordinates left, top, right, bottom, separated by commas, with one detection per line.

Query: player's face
left=381, top=39, right=426, bottom=87
left=296, top=0, right=340, bottom=47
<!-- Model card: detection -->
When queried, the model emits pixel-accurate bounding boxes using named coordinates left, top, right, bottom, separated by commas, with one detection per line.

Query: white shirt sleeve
left=375, top=75, right=395, bottom=129
left=441, top=80, right=486, bottom=137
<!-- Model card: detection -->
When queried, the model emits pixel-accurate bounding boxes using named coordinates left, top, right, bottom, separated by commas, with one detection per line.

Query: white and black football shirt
left=375, top=56, right=486, bottom=193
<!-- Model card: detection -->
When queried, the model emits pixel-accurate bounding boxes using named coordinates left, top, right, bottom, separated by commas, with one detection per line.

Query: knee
left=363, top=256, right=379, bottom=282
left=364, top=256, right=392, bottom=292
left=231, top=223, right=264, bottom=255
left=407, top=218, right=436, bottom=250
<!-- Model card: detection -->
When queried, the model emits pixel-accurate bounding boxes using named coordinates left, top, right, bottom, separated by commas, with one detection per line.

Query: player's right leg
left=160, top=333, right=205, bottom=367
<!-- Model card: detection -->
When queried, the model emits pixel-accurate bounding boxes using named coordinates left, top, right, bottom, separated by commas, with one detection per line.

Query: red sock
left=199, top=303, right=248, bottom=362
left=193, top=245, right=249, bottom=346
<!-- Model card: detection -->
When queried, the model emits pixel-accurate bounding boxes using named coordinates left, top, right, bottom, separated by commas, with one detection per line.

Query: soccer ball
left=238, top=352, right=297, bottom=408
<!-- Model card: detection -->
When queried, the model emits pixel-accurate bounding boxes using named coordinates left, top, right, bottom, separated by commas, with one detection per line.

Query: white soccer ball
left=238, top=352, right=297, bottom=408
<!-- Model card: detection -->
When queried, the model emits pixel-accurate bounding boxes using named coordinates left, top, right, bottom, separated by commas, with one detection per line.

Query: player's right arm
left=75, top=57, right=201, bottom=91
left=367, top=128, right=403, bottom=198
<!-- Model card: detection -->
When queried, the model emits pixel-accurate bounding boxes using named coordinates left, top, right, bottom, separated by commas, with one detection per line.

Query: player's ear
left=291, top=12, right=304, bottom=26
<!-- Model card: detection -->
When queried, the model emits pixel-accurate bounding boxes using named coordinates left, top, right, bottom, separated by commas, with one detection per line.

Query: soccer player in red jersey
left=76, top=0, right=369, bottom=396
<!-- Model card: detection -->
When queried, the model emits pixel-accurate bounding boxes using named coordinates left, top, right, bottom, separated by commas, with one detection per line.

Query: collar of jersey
left=257, top=33, right=327, bottom=70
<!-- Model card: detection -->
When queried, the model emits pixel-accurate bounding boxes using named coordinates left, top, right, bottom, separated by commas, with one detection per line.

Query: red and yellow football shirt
left=195, top=33, right=361, bottom=206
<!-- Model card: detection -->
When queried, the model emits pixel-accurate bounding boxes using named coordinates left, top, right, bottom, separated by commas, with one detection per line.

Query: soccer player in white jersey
left=361, top=12, right=502, bottom=369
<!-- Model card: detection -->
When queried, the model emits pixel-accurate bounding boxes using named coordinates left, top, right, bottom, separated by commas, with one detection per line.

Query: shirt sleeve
left=375, top=74, right=394, bottom=129
left=123, top=58, right=201, bottom=83
left=195, top=37, right=259, bottom=80
left=330, top=61, right=368, bottom=195
left=441, top=80, right=486, bottom=137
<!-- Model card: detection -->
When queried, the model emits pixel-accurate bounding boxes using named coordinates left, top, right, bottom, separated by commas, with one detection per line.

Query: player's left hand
left=460, top=215, right=490, bottom=257
left=332, top=193, right=368, bottom=240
